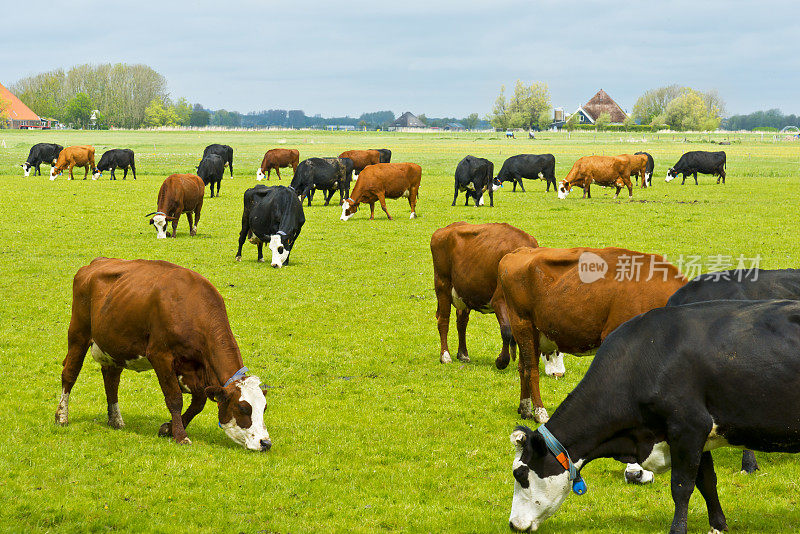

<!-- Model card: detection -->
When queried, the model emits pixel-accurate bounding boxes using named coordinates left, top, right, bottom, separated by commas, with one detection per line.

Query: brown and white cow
left=557, top=155, right=634, bottom=199
left=340, top=162, right=421, bottom=220
left=55, top=257, right=272, bottom=450
left=431, top=222, right=538, bottom=368
left=147, top=174, right=205, bottom=238
left=617, top=153, right=650, bottom=188
left=50, top=145, right=96, bottom=180
left=257, top=148, right=300, bottom=181
left=498, top=246, right=686, bottom=422
left=338, top=149, right=381, bottom=178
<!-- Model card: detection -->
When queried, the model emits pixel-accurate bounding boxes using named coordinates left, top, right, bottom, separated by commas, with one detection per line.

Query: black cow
left=372, top=149, right=392, bottom=163
left=197, top=154, right=225, bottom=198
left=633, top=151, right=654, bottom=186
left=93, top=149, right=136, bottom=180
left=509, top=299, right=800, bottom=534
left=453, top=155, right=497, bottom=207
left=235, top=185, right=305, bottom=267
left=21, top=143, right=63, bottom=176
left=290, top=158, right=351, bottom=206
left=495, top=154, right=556, bottom=192
left=202, top=144, right=234, bottom=176
left=666, top=150, right=726, bottom=184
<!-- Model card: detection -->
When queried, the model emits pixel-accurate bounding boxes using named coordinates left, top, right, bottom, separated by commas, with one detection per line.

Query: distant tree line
left=723, top=109, right=800, bottom=131
left=489, top=81, right=552, bottom=130
left=632, top=85, right=725, bottom=131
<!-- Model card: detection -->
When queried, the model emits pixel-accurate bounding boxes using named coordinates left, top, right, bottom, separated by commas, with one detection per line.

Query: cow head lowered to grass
left=205, top=375, right=271, bottom=451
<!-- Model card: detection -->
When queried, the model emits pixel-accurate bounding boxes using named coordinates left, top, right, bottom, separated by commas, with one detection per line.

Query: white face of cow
left=21, top=163, right=32, bottom=177
left=509, top=429, right=573, bottom=532
left=152, top=214, right=168, bottom=238
left=557, top=181, right=570, bottom=199
left=665, top=168, right=676, bottom=182
left=268, top=234, right=290, bottom=267
left=218, top=376, right=271, bottom=451
left=49, top=167, right=60, bottom=180
left=256, top=168, right=265, bottom=181
left=92, top=170, right=102, bottom=180
left=340, top=200, right=355, bottom=221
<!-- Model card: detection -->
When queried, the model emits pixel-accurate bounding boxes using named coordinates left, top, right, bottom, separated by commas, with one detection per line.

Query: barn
left=0, top=82, right=48, bottom=129
left=390, top=111, right=426, bottom=130
left=570, top=89, right=629, bottom=125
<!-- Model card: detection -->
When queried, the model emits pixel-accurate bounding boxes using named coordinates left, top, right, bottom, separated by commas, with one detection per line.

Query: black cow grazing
left=21, top=143, right=63, bottom=176
left=453, top=155, right=498, bottom=207
left=290, top=158, right=351, bottom=206
left=235, top=185, right=305, bottom=267
left=93, top=149, right=136, bottom=180
left=633, top=151, right=654, bottom=186
left=495, top=154, right=556, bottom=192
left=372, top=149, right=392, bottom=163
left=197, top=154, right=225, bottom=198
left=202, top=144, right=234, bottom=176
left=508, top=299, right=800, bottom=534
left=666, top=150, right=726, bottom=184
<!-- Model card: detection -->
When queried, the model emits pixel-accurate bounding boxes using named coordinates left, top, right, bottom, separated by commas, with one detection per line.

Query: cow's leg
left=236, top=217, right=248, bottom=260
left=626, top=179, right=633, bottom=199
left=452, top=183, right=459, bottom=206
left=35, top=164, right=41, bottom=176
left=369, top=202, right=376, bottom=219
left=613, top=185, right=621, bottom=199
left=493, top=294, right=514, bottom=370
left=69, top=164, right=75, bottom=180
left=408, top=187, right=418, bottom=219
left=377, top=193, right=393, bottom=220
left=435, top=282, right=454, bottom=363
left=275, top=167, right=281, bottom=180
left=186, top=212, right=196, bottom=236
left=159, top=387, right=207, bottom=437
left=509, top=313, right=546, bottom=421
left=56, top=325, right=92, bottom=425
left=695, top=451, right=728, bottom=533
left=229, top=158, right=233, bottom=177
left=111, top=167, right=116, bottom=180
left=131, top=162, right=136, bottom=180
left=693, top=172, right=698, bottom=185
left=455, top=308, right=471, bottom=362
left=101, top=365, right=125, bottom=429
left=122, top=167, right=128, bottom=180
left=267, top=168, right=272, bottom=180
left=170, top=214, right=179, bottom=238
left=150, top=353, right=190, bottom=444
left=517, top=177, right=525, bottom=192
left=323, top=189, right=333, bottom=206
left=741, top=450, right=759, bottom=473
left=666, top=420, right=709, bottom=534
left=215, top=181, right=221, bottom=197
left=464, top=192, right=470, bottom=206
left=257, top=241, right=265, bottom=263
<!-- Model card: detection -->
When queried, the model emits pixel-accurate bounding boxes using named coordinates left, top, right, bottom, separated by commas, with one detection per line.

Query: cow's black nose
left=260, top=439, right=272, bottom=451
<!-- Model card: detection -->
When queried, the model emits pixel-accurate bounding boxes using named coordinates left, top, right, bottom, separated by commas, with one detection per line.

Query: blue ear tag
left=572, top=477, right=587, bottom=495
left=218, top=422, right=223, bottom=429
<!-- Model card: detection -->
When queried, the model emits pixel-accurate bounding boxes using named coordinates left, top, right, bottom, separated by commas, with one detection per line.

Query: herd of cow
left=19, top=139, right=797, bottom=533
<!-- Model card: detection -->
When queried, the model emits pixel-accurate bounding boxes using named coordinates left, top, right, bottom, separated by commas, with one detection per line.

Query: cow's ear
left=149, top=218, right=154, bottom=225
left=205, top=386, right=229, bottom=403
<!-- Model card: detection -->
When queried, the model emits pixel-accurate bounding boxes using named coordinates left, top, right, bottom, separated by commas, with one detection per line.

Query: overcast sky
left=3, top=1, right=798, bottom=118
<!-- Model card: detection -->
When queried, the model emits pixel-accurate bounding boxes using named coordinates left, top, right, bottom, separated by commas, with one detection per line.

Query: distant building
left=569, top=89, right=629, bottom=125
left=0, top=82, right=48, bottom=129
left=390, top=111, right=425, bottom=129
left=445, top=122, right=465, bottom=131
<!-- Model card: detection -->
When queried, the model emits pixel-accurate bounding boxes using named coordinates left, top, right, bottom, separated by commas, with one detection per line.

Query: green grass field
left=1, top=129, right=799, bottom=533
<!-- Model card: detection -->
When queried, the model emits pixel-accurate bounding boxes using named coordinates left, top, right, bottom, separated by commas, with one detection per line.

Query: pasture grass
left=0, top=128, right=799, bottom=533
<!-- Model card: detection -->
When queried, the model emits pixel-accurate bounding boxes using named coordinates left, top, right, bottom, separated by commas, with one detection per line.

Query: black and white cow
left=453, top=155, right=498, bottom=207
left=508, top=299, right=800, bottom=534
left=235, top=185, right=305, bottom=267
left=372, top=149, right=392, bottom=163
left=93, top=149, right=136, bottom=180
left=495, top=154, right=556, bottom=192
left=202, top=144, right=234, bottom=176
left=290, top=157, right=352, bottom=206
left=666, top=150, right=726, bottom=184
left=197, top=154, right=225, bottom=198
left=21, top=143, right=63, bottom=176
left=633, top=151, right=654, bottom=186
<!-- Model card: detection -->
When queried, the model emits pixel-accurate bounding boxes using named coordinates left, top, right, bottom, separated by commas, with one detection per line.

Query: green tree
left=565, top=112, right=580, bottom=132
left=417, top=114, right=428, bottom=125
left=463, top=113, right=479, bottom=130
left=172, top=98, right=192, bottom=126
left=632, top=85, right=683, bottom=124
left=536, top=109, right=552, bottom=131
left=0, top=95, right=9, bottom=127
left=663, top=89, right=721, bottom=131
left=65, top=93, right=93, bottom=128
left=623, top=115, right=636, bottom=131
left=595, top=112, right=611, bottom=131
left=504, top=80, right=551, bottom=130
left=489, top=85, right=509, bottom=130
left=144, top=99, right=167, bottom=127
left=190, top=104, right=210, bottom=127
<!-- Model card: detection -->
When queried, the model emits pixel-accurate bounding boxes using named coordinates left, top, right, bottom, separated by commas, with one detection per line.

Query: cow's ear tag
left=572, top=477, right=587, bottom=495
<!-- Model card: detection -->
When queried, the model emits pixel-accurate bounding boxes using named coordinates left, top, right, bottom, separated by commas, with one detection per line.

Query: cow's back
left=59, top=145, right=94, bottom=166
left=356, top=162, right=421, bottom=198
left=159, top=174, right=205, bottom=211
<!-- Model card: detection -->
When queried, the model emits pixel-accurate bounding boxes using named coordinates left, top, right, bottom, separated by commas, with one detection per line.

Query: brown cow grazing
left=617, top=153, right=650, bottom=188
left=257, top=148, right=300, bottom=181
left=431, top=222, right=538, bottom=368
left=49, top=145, right=96, bottom=180
left=55, top=258, right=272, bottom=450
left=498, top=246, right=686, bottom=422
left=147, top=174, right=205, bottom=238
left=338, top=149, right=381, bottom=177
left=557, top=155, right=634, bottom=199
left=340, top=162, right=421, bottom=221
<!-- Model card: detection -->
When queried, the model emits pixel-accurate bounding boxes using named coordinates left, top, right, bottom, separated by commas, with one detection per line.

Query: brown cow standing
left=55, top=258, right=272, bottom=450
left=617, top=153, right=650, bottom=188
left=558, top=155, right=634, bottom=199
left=431, top=222, right=538, bottom=368
left=49, top=145, right=96, bottom=180
left=498, top=246, right=686, bottom=422
left=338, top=149, right=381, bottom=176
left=257, top=148, right=300, bottom=181
left=340, top=162, right=421, bottom=220
left=147, top=174, right=205, bottom=238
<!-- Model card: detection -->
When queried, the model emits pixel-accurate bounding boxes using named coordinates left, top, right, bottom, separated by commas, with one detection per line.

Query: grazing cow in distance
left=558, top=155, right=634, bottom=199
left=202, top=144, right=234, bottom=176
left=21, top=143, right=63, bottom=176
left=257, top=148, right=300, bottom=181
left=338, top=149, right=381, bottom=177
left=50, top=145, right=96, bottom=180
left=666, top=150, right=726, bottom=184
left=508, top=300, right=800, bottom=534
left=498, top=246, right=686, bottom=421
left=340, top=162, right=421, bottom=221
left=236, top=185, right=305, bottom=267
left=371, top=148, right=392, bottom=163
left=495, top=154, right=557, bottom=192
left=197, top=154, right=225, bottom=197
left=93, top=149, right=136, bottom=180
left=617, top=153, right=649, bottom=188
left=453, top=155, right=498, bottom=206
left=431, top=222, right=538, bottom=368
left=634, top=151, right=654, bottom=186
left=55, top=257, right=271, bottom=450
left=290, top=157, right=351, bottom=206
left=147, top=174, right=205, bottom=238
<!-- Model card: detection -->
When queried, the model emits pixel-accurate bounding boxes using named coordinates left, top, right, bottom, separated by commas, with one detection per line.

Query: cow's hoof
left=55, top=412, right=68, bottom=426
left=235, top=256, right=242, bottom=262
left=518, top=399, right=534, bottom=420
left=440, top=351, right=452, bottom=364
left=533, top=407, right=549, bottom=423
left=158, top=422, right=171, bottom=437
left=495, top=354, right=510, bottom=370
left=409, top=212, right=416, bottom=219
left=108, top=417, right=125, bottom=430
left=177, top=437, right=192, bottom=445
left=456, top=353, right=470, bottom=363
left=624, top=465, right=654, bottom=484
left=257, top=258, right=265, bottom=263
